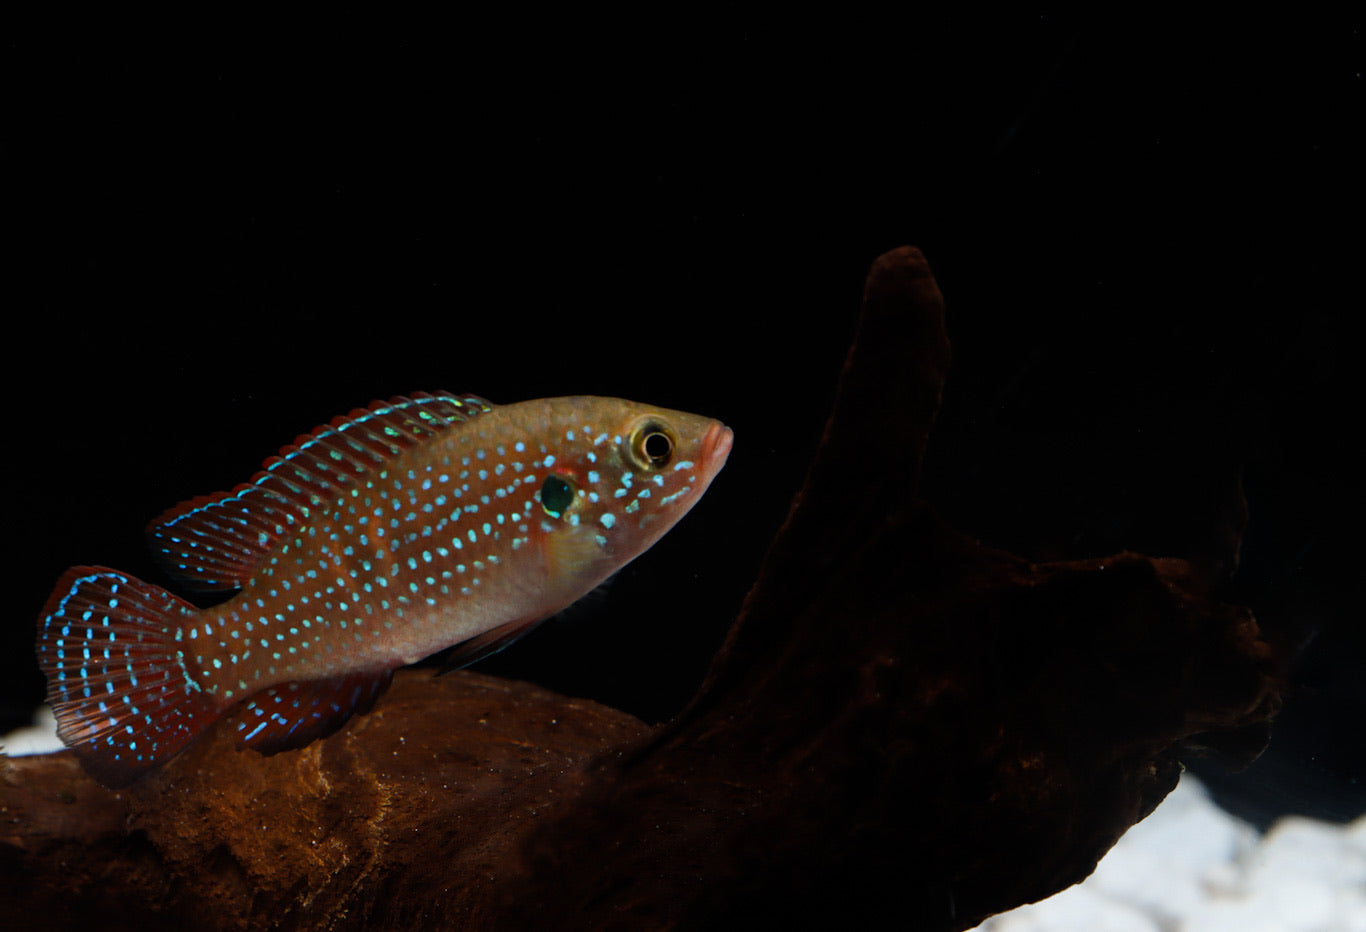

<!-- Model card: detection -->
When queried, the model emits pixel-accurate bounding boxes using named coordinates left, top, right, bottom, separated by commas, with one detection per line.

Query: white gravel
left=972, top=773, right=1366, bottom=931
left=0, top=705, right=61, bottom=756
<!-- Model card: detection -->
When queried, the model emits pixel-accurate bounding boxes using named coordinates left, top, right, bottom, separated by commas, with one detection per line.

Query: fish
left=35, top=392, right=733, bottom=787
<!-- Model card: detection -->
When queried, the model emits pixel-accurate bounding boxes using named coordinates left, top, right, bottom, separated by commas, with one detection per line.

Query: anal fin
left=236, top=669, right=394, bottom=755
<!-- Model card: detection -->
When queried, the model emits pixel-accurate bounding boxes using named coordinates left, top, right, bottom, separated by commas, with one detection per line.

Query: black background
left=5, top=14, right=1361, bottom=826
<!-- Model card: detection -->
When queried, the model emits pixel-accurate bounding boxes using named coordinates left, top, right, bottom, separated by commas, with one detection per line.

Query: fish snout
left=701, top=422, right=734, bottom=476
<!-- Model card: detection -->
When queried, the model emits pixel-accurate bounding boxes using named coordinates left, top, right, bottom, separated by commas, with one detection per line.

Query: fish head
left=529, top=396, right=732, bottom=600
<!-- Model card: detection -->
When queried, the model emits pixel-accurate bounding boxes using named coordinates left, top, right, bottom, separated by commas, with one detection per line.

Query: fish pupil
left=642, top=431, right=673, bottom=466
left=540, top=475, right=574, bottom=518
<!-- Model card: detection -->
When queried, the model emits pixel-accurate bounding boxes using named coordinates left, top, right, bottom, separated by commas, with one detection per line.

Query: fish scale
left=36, top=391, right=732, bottom=787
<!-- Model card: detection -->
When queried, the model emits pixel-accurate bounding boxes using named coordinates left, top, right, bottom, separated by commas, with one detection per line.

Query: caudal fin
left=36, top=567, right=221, bottom=787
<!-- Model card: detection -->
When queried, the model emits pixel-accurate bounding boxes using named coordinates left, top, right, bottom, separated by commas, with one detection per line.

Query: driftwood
left=0, top=247, right=1279, bottom=931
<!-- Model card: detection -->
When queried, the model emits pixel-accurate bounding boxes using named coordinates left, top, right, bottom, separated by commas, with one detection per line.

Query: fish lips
left=702, top=422, right=734, bottom=479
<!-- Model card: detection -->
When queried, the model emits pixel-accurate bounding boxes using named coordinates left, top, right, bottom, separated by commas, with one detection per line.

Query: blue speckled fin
left=235, top=669, right=395, bottom=754
left=36, top=566, right=221, bottom=788
left=147, top=392, right=493, bottom=591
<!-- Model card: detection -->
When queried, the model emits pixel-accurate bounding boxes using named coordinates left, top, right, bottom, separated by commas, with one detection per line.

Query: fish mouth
left=701, top=422, right=734, bottom=475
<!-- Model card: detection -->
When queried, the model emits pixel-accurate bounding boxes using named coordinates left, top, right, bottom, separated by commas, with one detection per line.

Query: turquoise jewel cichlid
left=36, top=392, right=732, bottom=787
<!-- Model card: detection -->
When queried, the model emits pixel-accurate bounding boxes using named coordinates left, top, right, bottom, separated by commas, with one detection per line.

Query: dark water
left=6, top=15, right=1361, bottom=833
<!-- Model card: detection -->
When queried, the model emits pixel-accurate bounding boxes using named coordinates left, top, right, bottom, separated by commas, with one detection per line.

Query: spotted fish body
left=36, top=392, right=732, bottom=786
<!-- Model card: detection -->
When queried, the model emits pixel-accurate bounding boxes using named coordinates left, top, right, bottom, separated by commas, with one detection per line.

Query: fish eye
left=628, top=420, right=676, bottom=470
left=539, top=474, right=576, bottom=519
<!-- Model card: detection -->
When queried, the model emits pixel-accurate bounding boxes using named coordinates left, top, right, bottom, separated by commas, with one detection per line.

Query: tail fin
left=36, top=567, right=222, bottom=787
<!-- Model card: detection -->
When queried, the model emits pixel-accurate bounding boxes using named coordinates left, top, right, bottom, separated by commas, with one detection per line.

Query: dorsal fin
left=147, top=392, right=493, bottom=591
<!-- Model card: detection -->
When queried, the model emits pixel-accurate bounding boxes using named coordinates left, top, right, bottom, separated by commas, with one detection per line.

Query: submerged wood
left=1, top=247, right=1279, bottom=931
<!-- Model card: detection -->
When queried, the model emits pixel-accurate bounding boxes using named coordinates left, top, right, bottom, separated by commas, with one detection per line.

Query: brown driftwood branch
left=1, top=247, right=1279, bottom=931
